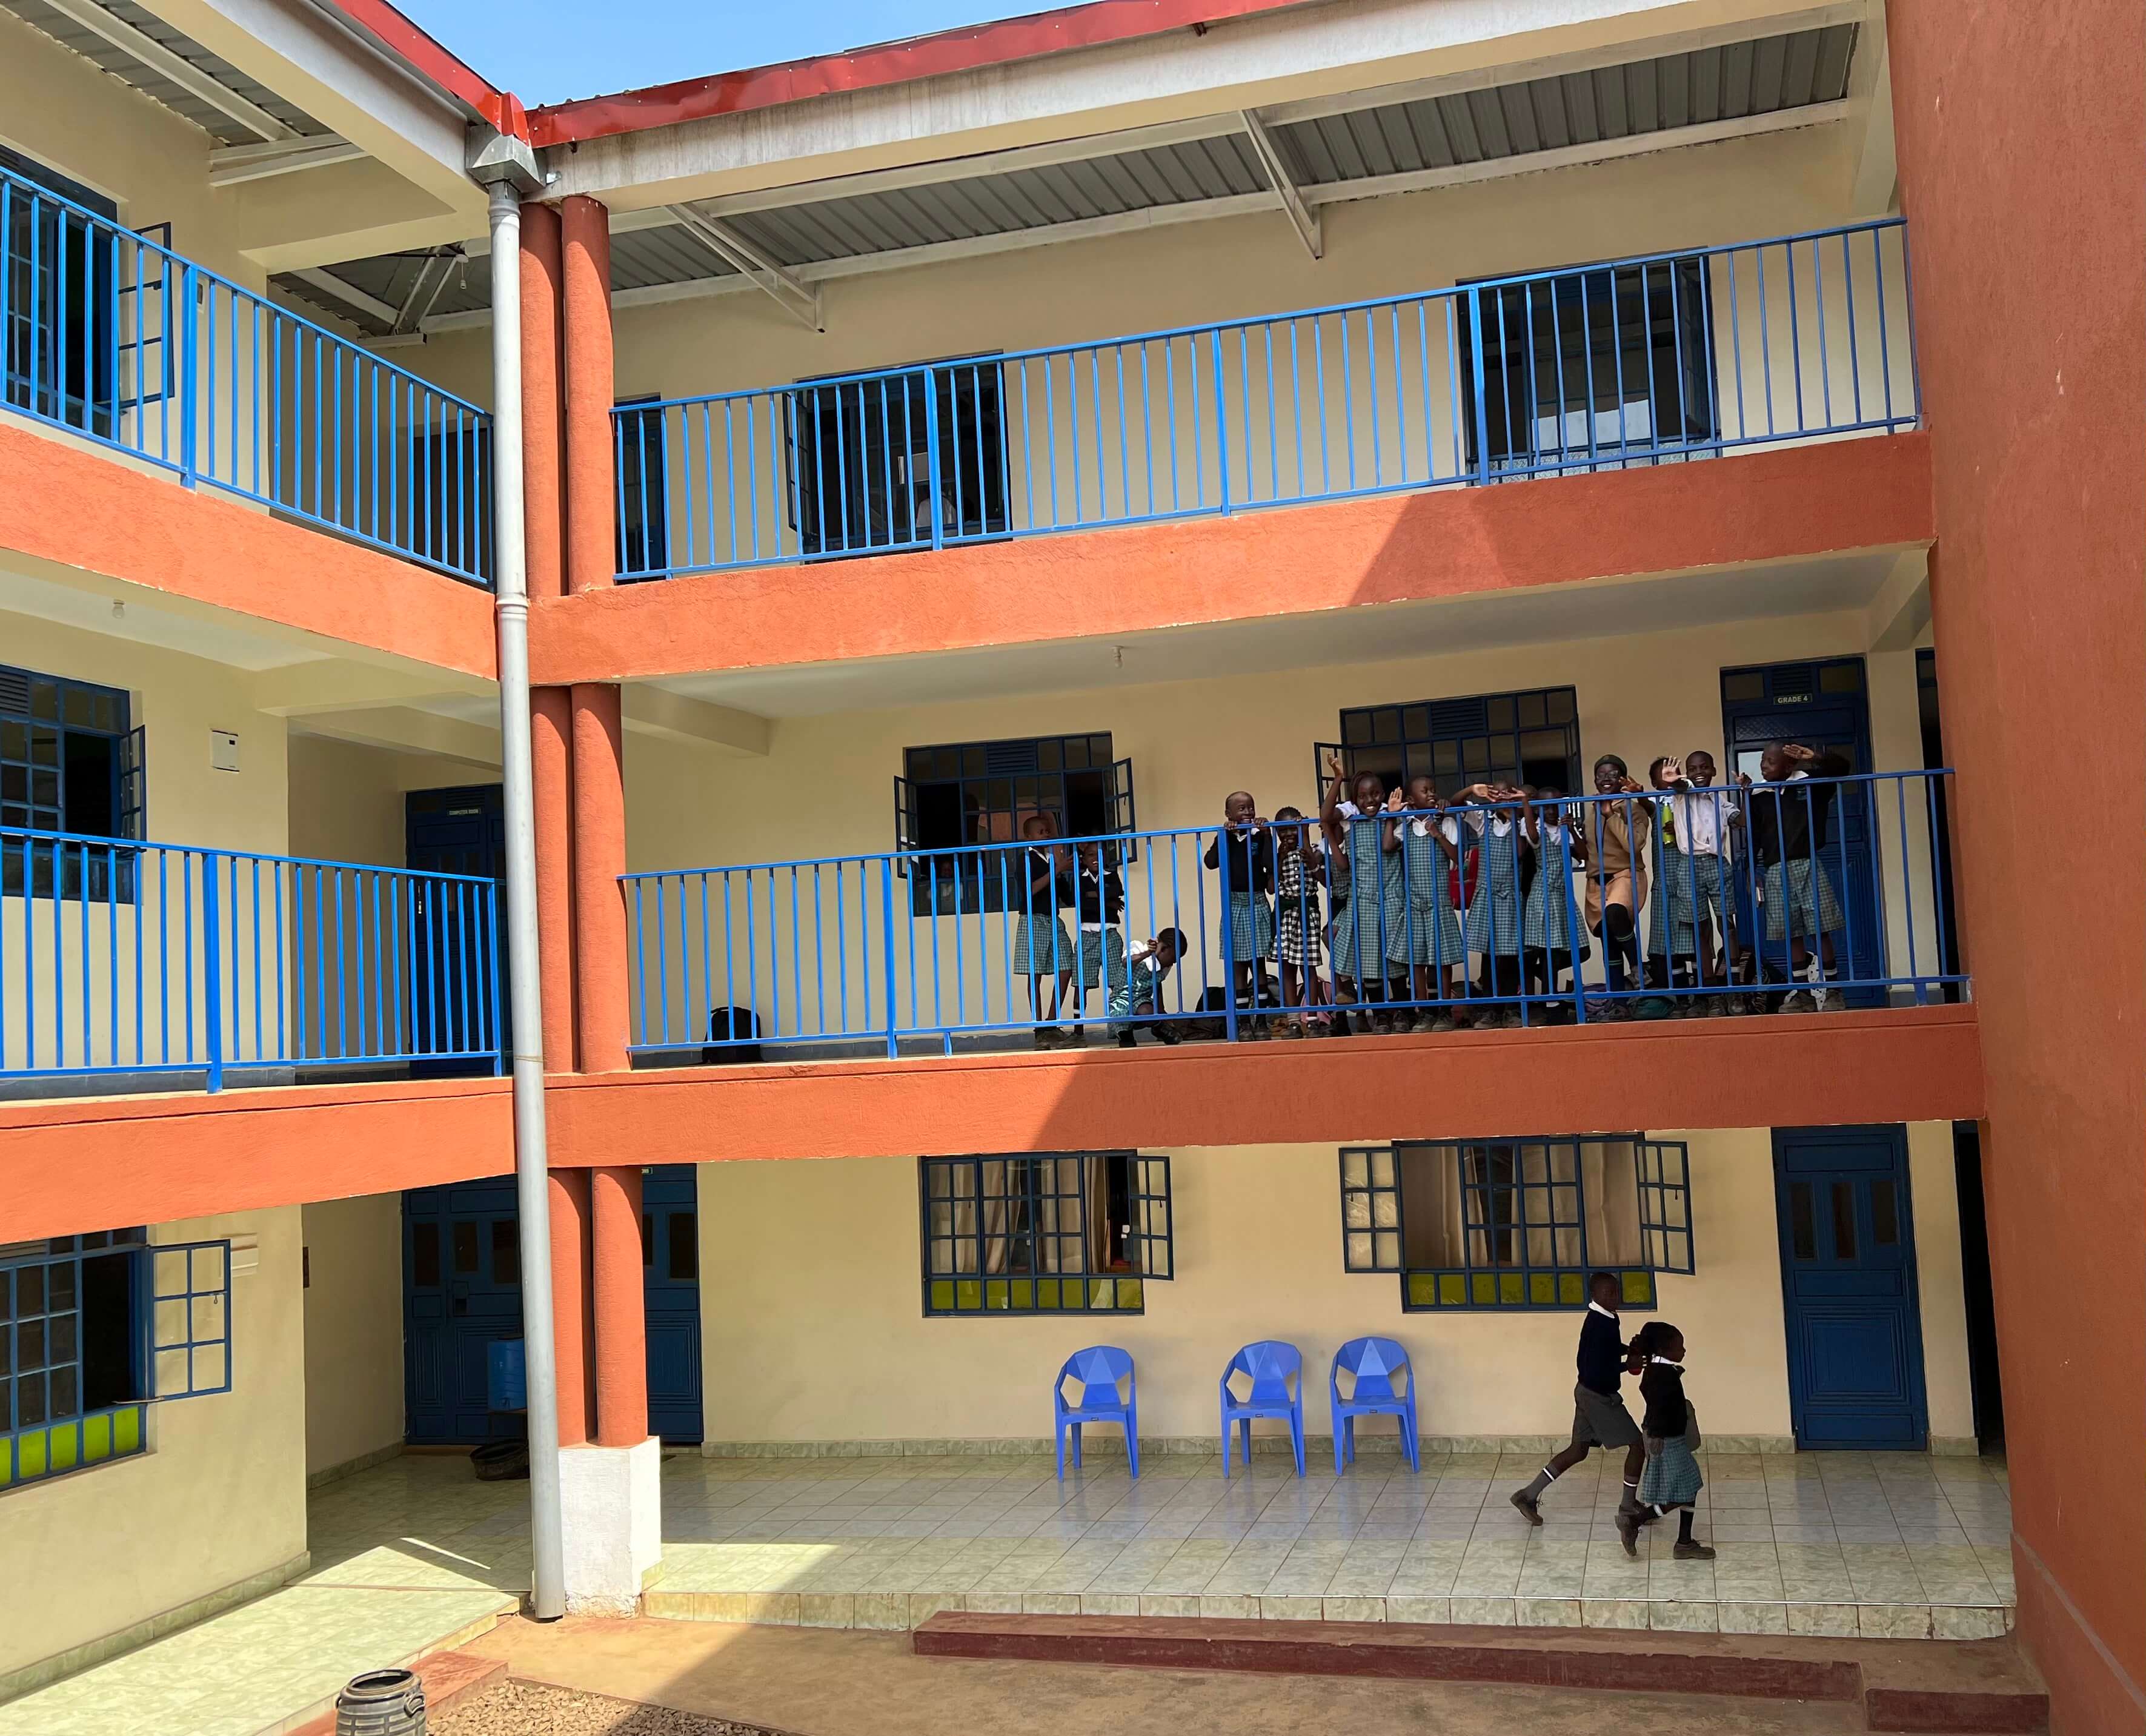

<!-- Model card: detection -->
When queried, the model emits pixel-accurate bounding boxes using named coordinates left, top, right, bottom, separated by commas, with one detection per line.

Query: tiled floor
left=0, top=1460, right=526, bottom=1736
left=648, top=1446, right=2015, bottom=1642
left=0, top=1445, right=2016, bottom=1736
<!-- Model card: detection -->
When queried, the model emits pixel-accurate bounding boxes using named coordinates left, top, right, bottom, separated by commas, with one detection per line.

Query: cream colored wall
left=285, top=734, right=492, bottom=869
left=0, top=1205, right=308, bottom=1681
left=696, top=1128, right=1844, bottom=1445
left=300, top=1193, right=405, bottom=1477
left=1907, top=1120, right=1976, bottom=1444
left=624, top=611, right=1944, bottom=1042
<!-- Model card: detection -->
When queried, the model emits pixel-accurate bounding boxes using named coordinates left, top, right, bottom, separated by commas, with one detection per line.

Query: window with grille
left=1319, top=687, right=1580, bottom=805
left=789, top=357, right=1008, bottom=558
left=920, top=1153, right=1172, bottom=1316
left=896, top=734, right=1135, bottom=916
left=1458, top=254, right=1719, bottom=476
left=1, top=147, right=121, bottom=439
left=0, top=1231, right=231, bottom=1488
left=0, top=663, right=142, bottom=901
left=1340, top=1137, right=1692, bottom=1311
left=615, top=395, right=669, bottom=578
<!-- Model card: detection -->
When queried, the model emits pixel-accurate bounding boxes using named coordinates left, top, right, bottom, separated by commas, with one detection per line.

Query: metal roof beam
left=209, top=134, right=365, bottom=185
left=39, top=0, right=298, bottom=141
left=667, top=206, right=823, bottom=332
left=391, top=249, right=459, bottom=335
left=1239, top=108, right=1321, bottom=262
left=285, top=265, right=399, bottom=327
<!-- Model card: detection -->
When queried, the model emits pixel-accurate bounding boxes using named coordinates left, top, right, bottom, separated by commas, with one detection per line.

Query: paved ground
left=465, top=1615, right=1873, bottom=1736
left=646, top=1445, right=2013, bottom=1640
left=433, top=1679, right=777, bottom=1736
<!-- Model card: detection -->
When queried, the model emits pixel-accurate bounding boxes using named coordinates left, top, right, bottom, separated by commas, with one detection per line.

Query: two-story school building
left=0, top=1, right=2138, bottom=1732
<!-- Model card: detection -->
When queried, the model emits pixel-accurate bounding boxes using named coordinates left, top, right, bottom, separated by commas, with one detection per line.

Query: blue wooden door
left=1772, top=1125, right=1928, bottom=1449
left=405, top=784, right=507, bottom=1075
left=403, top=1167, right=703, bottom=1445
left=1721, top=657, right=1885, bottom=1006
left=642, top=1166, right=705, bottom=1443
left=404, top=1179, right=525, bottom=1444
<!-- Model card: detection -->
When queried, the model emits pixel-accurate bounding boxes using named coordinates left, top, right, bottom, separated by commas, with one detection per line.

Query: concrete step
left=913, top=1612, right=2048, bottom=1733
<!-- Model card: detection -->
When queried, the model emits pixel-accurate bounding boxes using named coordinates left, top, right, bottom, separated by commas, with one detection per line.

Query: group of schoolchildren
left=1008, top=738, right=1850, bottom=1047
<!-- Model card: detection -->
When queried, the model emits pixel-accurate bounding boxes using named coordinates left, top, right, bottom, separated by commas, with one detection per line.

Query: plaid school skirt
left=1667, top=852, right=1733, bottom=947
left=1012, top=913, right=1074, bottom=976
left=1221, top=891, right=1275, bottom=964
left=1647, top=843, right=1681, bottom=959
left=1762, top=857, right=1845, bottom=941
left=1638, top=1435, right=1704, bottom=1508
left=1522, top=863, right=1587, bottom=954
left=1464, top=887, right=1521, bottom=955
left=1387, top=898, right=1464, bottom=967
left=1329, top=896, right=1390, bottom=982
left=1077, top=926, right=1126, bottom=991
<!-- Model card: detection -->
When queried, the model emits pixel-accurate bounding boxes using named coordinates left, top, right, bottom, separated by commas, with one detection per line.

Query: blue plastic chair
left=1054, top=1345, right=1139, bottom=1480
left=1219, top=1340, right=1304, bottom=1477
left=1330, top=1337, right=1420, bottom=1473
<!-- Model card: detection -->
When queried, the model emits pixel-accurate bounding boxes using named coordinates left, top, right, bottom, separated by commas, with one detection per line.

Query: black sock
left=1678, top=1509, right=1695, bottom=1544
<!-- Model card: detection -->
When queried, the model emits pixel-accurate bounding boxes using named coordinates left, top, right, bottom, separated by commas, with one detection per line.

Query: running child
left=1621, top=1320, right=1713, bottom=1560
left=1509, top=1271, right=1652, bottom=1528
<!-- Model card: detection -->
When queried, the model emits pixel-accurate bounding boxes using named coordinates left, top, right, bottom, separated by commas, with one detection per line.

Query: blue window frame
left=896, top=734, right=1135, bottom=917
left=0, top=1229, right=232, bottom=1489
left=615, top=395, right=669, bottom=578
left=1458, top=253, right=1720, bottom=476
left=0, top=662, right=142, bottom=901
left=1319, top=686, right=1580, bottom=803
left=920, top=1152, right=1172, bottom=1316
left=1, top=146, right=119, bottom=440
left=1340, top=1137, right=1692, bottom=1311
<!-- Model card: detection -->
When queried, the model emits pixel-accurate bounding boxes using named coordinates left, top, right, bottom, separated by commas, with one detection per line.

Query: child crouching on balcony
left=1109, top=927, right=1188, bottom=1047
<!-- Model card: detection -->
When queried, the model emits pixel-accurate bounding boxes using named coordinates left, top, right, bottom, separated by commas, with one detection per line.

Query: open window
left=920, top=1153, right=1172, bottom=1316
left=0, top=147, right=124, bottom=441
left=0, top=663, right=141, bottom=901
left=1460, top=254, right=1718, bottom=477
left=1340, top=1137, right=1693, bottom=1310
left=895, top=734, right=1134, bottom=917
left=788, top=357, right=1008, bottom=557
left=0, top=1231, right=231, bottom=1488
left=1317, top=686, right=1580, bottom=804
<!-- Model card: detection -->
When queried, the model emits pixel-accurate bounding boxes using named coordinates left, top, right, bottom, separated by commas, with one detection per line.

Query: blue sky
left=402, top=1, right=1040, bottom=106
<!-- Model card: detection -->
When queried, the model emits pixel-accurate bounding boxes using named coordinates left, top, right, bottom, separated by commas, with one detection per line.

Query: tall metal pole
left=487, top=178, right=566, bottom=1620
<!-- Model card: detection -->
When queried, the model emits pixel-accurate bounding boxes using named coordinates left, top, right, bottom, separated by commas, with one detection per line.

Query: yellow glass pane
left=1037, top=1279, right=1061, bottom=1310
left=1406, top=1274, right=1439, bottom=1308
left=1622, top=1270, right=1655, bottom=1307
left=1498, top=1273, right=1524, bottom=1305
left=929, top=1280, right=956, bottom=1312
left=1090, top=1280, right=1116, bottom=1311
left=1117, top=1279, right=1143, bottom=1310
left=115, top=1406, right=144, bottom=1456
left=1010, top=1279, right=1035, bottom=1311
left=1470, top=1273, right=1497, bottom=1306
left=19, top=1430, right=47, bottom=1480
left=1558, top=1273, right=1586, bottom=1306
left=1438, top=1273, right=1466, bottom=1307
left=1529, top=1273, right=1556, bottom=1305
left=83, top=1412, right=112, bottom=1463
left=48, top=1422, right=79, bottom=1473
left=984, top=1280, right=1010, bottom=1311
left=955, top=1280, right=982, bottom=1311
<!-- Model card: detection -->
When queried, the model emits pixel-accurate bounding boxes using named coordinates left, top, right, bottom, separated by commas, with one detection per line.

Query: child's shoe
left=1153, top=1022, right=1183, bottom=1046
left=1033, top=1026, right=1063, bottom=1050
left=1117, top=1032, right=1138, bottom=1049
left=1673, top=1540, right=1716, bottom=1560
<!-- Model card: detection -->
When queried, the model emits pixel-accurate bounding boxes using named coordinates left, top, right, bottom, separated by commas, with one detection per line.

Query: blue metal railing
left=623, top=769, right=1963, bottom=1058
left=615, top=219, right=1916, bottom=581
left=1, top=826, right=502, bottom=1088
left=0, top=165, right=493, bottom=586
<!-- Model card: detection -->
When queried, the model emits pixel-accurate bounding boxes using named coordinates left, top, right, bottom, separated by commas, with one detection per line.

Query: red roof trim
left=314, top=0, right=530, bottom=140
left=527, top=0, right=1319, bottom=149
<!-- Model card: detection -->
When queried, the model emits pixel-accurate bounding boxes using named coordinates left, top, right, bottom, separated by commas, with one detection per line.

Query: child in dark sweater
left=1621, top=1320, right=1713, bottom=1560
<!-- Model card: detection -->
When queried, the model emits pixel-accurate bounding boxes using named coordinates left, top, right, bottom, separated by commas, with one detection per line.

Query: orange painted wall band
left=570, top=681, right=630, bottom=1073
left=531, top=686, right=577, bottom=1072
left=547, top=1166, right=596, bottom=1447
left=560, top=196, right=616, bottom=598
left=589, top=1164, right=648, bottom=1448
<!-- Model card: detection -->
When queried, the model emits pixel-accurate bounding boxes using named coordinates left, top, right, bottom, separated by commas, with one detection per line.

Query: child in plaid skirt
left=1271, top=807, right=1330, bottom=1038
left=1621, top=1320, right=1713, bottom=1560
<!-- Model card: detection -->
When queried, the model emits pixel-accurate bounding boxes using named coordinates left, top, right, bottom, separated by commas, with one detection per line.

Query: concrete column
left=570, top=681, right=629, bottom=1072
left=520, top=200, right=566, bottom=603
left=589, top=1164, right=648, bottom=1448
left=560, top=195, right=614, bottom=597
left=546, top=1167, right=596, bottom=1447
left=531, top=687, right=577, bottom=1071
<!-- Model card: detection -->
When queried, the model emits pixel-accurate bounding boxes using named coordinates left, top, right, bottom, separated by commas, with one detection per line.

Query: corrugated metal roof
left=1274, top=25, right=1858, bottom=184
left=274, top=25, right=1860, bottom=336
left=0, top=0, right=328, bottom=144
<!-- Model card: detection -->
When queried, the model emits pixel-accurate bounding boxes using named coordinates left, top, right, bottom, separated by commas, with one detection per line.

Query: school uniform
left=1581, top=801, right=1651, bottom=934
left=1274, top=849, right=1323, bottom=967
left=1565, top=1301, right=1643, bottom=1453
left=1108, top=946, right=1169, bottom=1038
left=1636, top=1357, right=1705, bottom=1509
left=1205, top=826, right=1275, bottom=966
left=1329, top=813, right=1400, bottom=984
left=1011, top=846, right=1074, bottom=976
left=1460, top=809, right=1524, bottom=957
left=1073, top=860, right=1127, bottom=991
left=1386, top=815, right=1463, bottom=969
left=1749, top=754, right=1851, bottom=947
left=1522, top=821, right=1589, bottom=956
left=1647, top=803, right=1679, bottom=968
left=1667, top=787, right=1736, bottom=955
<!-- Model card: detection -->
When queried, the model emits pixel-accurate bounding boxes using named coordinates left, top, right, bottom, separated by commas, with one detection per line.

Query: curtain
left=938, top=1160, right=1012, bottom=1276
left=1587, top=1139, right=1643, bottom=1265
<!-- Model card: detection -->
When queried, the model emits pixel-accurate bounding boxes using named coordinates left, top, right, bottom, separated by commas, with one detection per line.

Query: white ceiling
left=0, top=558, right=321, bottom=671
